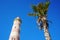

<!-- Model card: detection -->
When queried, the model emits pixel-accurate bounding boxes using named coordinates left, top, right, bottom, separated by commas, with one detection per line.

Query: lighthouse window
left=15, top=26, right=16, bottom=28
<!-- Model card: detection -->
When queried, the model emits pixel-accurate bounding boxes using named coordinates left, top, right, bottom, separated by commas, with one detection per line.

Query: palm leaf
left=32, top=5, right=37, bottom=12
left=37, top=3, right=43, bottom=9
left=45, top=1, right=50, bottom=9
left=28, top=13, right=39, bottom=16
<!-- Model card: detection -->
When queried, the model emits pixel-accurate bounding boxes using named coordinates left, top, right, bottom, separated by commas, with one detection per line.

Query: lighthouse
left=9, top=17, right=21, bottom=40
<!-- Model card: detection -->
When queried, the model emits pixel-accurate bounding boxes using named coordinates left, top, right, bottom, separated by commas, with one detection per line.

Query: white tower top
left=9, top=17, right=21, bottom=40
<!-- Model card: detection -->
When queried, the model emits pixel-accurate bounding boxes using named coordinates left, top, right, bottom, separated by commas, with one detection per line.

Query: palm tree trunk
left=43, top=25, right=50, bottom=40
left=42, top=17, right=51, bottom=40
left=37, top=16, right=51, bottom=40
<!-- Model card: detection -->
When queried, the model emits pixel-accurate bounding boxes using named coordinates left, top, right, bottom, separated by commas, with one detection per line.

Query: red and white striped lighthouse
left=9, top=17, right=21, bottom=40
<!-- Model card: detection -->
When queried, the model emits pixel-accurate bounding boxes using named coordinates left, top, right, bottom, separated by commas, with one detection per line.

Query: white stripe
left=10, top=32, right=19, bottom=36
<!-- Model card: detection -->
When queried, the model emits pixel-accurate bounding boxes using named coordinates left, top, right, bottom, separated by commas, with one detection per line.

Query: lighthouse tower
left=9, top=17, right=21, bottom=40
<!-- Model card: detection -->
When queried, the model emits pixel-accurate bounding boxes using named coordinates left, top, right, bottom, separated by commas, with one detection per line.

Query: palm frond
left=37, top=3, right=43, bottom=9
left=45, top=1, right=50, bottom=9
left=28, top=13, right=38, bottom=16
left=44, top=10, right=47, bottom=15
left=32, top=5, right=37, bottom=12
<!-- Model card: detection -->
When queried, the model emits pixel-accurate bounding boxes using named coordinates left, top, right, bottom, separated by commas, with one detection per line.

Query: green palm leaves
left=28, top=13, right=39, bottom=16
left=32, top=5, right=37, bottom=13
left=28, top=0, right=50, bottom=30
left=28, top=1, right=50, bottom=16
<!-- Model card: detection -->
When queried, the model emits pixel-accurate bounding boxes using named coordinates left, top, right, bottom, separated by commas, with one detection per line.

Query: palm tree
left=28, top=0, right=51, bottom=40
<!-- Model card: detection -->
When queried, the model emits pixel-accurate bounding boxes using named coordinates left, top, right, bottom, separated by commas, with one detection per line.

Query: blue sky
left=0, top=0, right=60, bottom=40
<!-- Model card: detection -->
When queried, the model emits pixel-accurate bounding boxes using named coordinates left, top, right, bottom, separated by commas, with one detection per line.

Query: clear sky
left=0, top=0, right=60, bottom=40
